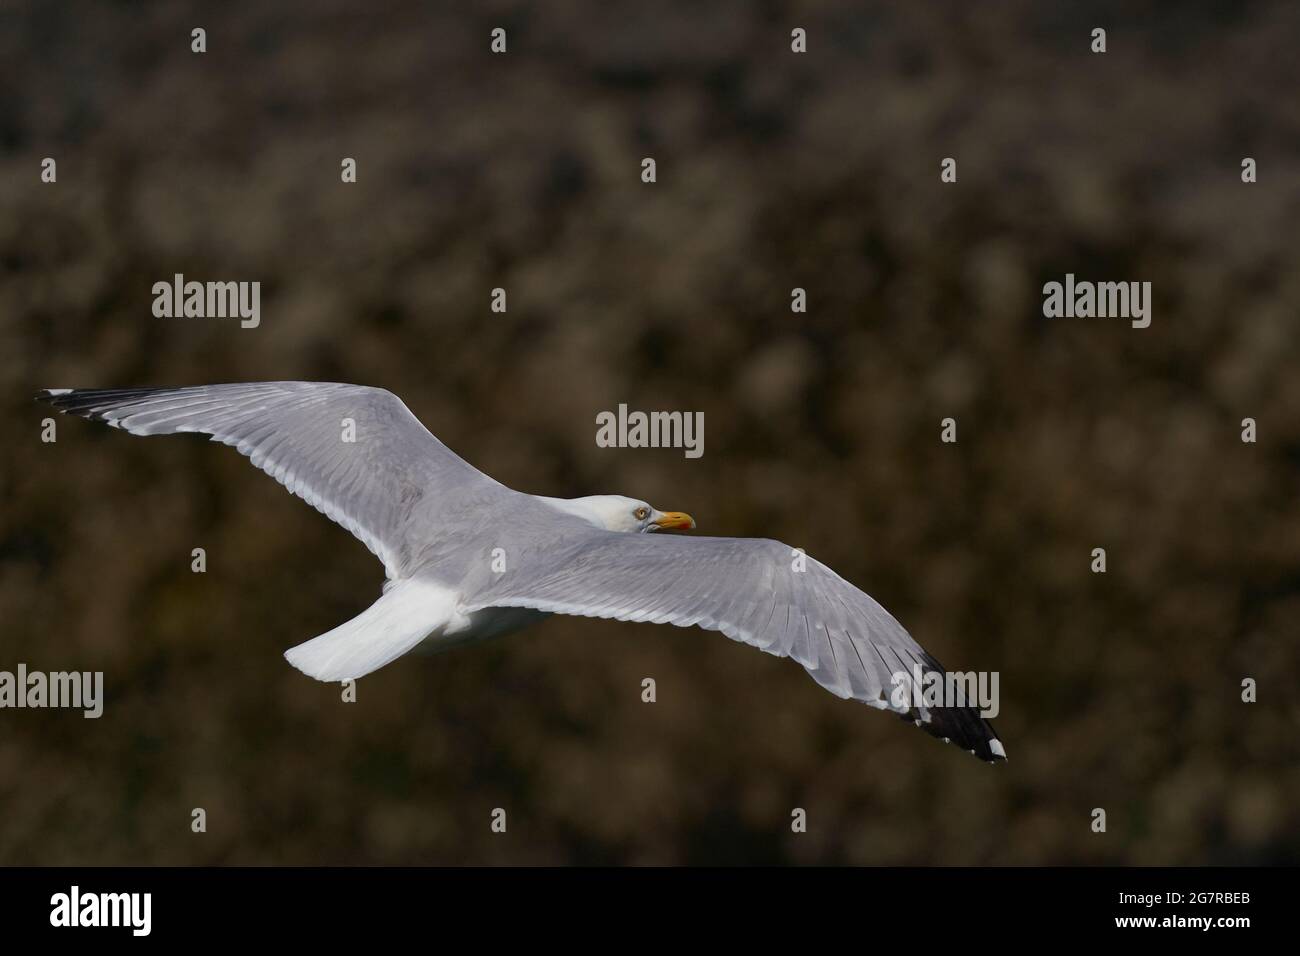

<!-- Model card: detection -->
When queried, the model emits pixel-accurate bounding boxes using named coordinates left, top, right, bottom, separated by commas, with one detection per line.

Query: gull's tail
left=284, top=579, right=458, bottom=682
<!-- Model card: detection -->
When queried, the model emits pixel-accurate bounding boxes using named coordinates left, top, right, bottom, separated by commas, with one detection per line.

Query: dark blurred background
left=1, top=1, right=1298, bottom=864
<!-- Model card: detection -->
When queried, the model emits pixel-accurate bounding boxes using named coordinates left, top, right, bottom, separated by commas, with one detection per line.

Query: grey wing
left=38, top=382, right=506, bottom=579
left=468, top=531, right=1006, bottom=762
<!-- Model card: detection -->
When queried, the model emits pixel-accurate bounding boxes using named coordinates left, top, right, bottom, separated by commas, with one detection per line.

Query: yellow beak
left=653, top=511, right=696, bottom=531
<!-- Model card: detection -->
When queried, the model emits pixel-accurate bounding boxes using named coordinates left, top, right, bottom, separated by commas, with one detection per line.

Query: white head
left=541, top=494, right=696, bottom=534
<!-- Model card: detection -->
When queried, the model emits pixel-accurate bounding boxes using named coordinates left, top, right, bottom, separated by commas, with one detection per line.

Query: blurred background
left=1, top=0, right=1298, bottom=865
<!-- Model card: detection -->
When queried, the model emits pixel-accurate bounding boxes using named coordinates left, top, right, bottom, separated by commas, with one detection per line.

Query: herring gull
left=38, top=382, right=1005, bottom=761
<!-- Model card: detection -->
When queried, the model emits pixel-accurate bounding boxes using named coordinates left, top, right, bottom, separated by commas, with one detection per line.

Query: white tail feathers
left=284, top=579, right=462, bottom=682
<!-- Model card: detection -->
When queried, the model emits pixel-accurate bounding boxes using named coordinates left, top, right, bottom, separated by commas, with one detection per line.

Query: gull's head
left=562, top=495, right=696, bottom=534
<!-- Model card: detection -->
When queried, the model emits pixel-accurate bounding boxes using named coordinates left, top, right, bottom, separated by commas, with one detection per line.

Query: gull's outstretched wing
left=468, top=531, right=1006, bottom=761
left=38, top=383, right=507, bottom=579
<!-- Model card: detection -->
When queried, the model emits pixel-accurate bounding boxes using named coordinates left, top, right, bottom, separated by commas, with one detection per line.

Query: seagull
left=38, top=382, right=1006, bottom=762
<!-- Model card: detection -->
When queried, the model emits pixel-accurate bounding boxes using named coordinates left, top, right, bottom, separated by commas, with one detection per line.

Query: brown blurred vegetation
left=1, top=1, right=1298, bottom=864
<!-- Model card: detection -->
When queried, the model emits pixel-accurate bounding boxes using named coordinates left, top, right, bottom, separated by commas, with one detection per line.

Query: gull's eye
left=634, top=507, right=650, bottom=521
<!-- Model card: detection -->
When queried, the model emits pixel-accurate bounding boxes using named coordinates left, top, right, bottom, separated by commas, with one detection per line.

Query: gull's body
left=39, top=382, right=1006, bottom=762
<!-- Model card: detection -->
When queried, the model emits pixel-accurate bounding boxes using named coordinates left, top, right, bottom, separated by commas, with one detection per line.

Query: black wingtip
left=36, top=388, right=82, bottom=413
left=894, top=650, right=1007, bottom=763
left=898, top=706, right=1006, bottom=763
left=37, top=387, right=172, bottom=419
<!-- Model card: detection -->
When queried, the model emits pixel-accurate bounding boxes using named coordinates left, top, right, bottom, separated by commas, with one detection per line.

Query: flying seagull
left=38, top=382, right=1006, bottom=762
